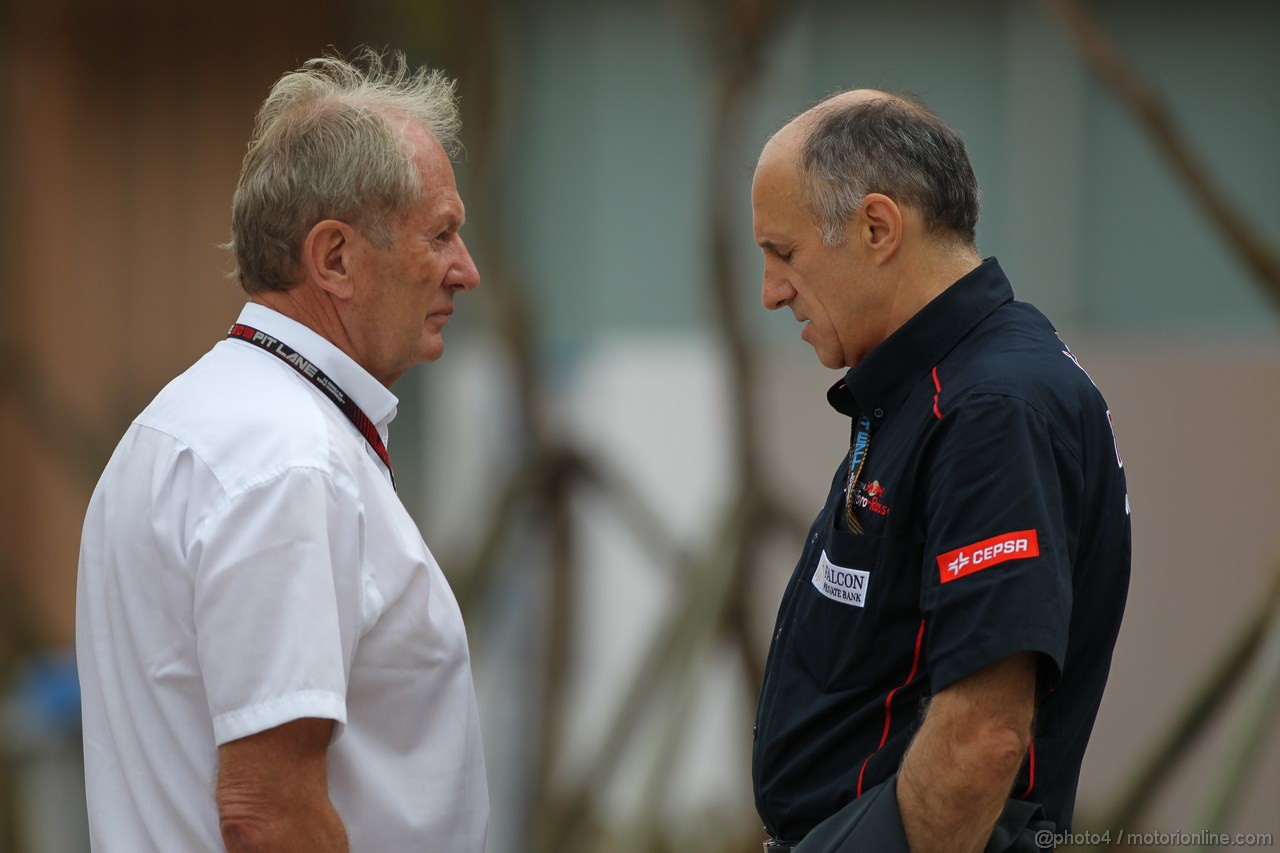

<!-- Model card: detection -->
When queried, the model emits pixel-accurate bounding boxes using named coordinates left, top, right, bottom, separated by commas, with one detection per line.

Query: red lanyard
left=228, top=323, right=396, bottom=490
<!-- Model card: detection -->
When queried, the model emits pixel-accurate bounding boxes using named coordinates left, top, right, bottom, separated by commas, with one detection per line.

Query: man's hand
left=897, top=652, right=1036, bottom=853
left=216, top=717, right=348, bottom=852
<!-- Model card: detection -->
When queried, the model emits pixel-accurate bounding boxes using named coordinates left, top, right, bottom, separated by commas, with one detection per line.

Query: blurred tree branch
left=420, top=1, right=808, bottom=848
left=0, top=348, right=121, bottom=490
left=1188, top=565, right=1280, bottom=842
left=439, top=2, right=583, bottom=842
left=704, top=0, right=798, bottom=699
left=1092, top=565, right=1280, bottom=835
left=1046, top=2, right=1280, bottom=840
left=1045, top=0, right=1280, bottom=313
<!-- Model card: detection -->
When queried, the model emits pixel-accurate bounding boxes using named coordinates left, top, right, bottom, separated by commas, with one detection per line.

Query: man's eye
left=777, top=249, right=793, bottom=262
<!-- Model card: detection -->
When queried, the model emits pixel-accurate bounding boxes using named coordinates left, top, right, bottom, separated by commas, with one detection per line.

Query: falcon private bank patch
left=812, top=550, right=870, bottom=607
left=936, top=530, right=1039, bottom=584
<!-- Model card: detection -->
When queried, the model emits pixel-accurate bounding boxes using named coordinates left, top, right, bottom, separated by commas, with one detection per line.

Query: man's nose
left=450, top=237, right=480, bottom=291
left=761, top=267, right=794, bottom=311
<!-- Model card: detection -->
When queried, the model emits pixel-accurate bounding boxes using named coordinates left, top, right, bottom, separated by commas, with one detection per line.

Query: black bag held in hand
left=794, top=774, right=1056, bottom=852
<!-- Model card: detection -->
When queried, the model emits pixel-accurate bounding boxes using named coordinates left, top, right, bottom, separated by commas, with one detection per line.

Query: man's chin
left=812, top=347, right=846, bottom=371
left=421, top=338, right=446, bottom=363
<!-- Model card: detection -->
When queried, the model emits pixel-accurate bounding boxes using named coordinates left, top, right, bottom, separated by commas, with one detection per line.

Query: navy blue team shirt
left=752, top=258, right=1131, bottom=843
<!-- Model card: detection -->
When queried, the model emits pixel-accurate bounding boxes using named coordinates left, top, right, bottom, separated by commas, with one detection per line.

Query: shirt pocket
left=792, top=527, right=885, bottom=691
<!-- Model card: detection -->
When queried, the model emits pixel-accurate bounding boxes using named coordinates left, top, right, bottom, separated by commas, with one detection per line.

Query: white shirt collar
left=232, top=302, right=399, bottom=430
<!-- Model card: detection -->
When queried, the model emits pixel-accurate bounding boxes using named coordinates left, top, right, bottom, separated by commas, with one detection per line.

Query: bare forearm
left=895, top=653, right=1036, bottom=853
left=218, top=788, right=348, bottom=852
left=216, top=718, right=347, bottom=853
left=897, top=717, right=1026, bottom=852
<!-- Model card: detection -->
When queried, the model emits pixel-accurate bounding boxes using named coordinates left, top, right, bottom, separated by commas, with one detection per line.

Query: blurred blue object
left=1, top=649, right=91, bottom=852
left=8, top=650, right=81, bottom=733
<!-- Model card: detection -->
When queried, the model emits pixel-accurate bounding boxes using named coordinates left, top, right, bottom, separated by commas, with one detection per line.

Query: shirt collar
left=830, top=257, right=1014, bottom=418
left=232, top=302, right=399, bottom=430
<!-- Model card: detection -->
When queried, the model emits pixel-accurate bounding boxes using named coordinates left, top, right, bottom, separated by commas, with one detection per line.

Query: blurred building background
left=1, top=0, right=1277, bottom=851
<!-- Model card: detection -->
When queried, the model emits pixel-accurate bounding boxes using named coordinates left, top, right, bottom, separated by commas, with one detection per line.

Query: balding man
left=76, top=51, right=487, bottom=851
left=750, top=91, right=1130, bottom=852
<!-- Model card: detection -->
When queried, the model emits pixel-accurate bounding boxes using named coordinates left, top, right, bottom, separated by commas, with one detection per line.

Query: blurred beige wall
left=0, top=2, right=347, bottom=652
left=1078, top=346, right=1279, bottom=833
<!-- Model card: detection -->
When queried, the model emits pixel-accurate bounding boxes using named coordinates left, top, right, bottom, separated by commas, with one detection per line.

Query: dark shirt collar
left=828, top=257, right=1014, bottom=418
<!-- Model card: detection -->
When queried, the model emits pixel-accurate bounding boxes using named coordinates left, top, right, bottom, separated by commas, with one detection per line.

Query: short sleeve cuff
left=928, top=627, right=1064, bottom=696
left=212, top=689, right=347, bottom=745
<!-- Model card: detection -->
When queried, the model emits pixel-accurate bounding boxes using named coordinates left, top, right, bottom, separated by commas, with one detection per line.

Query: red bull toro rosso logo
left=851, top=480, right=891, bottom=517
left=936, top=529, right=1040, bottom=584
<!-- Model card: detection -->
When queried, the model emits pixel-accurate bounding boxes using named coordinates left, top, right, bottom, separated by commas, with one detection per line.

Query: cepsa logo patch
left=936, top=530, right=1039, bottom=584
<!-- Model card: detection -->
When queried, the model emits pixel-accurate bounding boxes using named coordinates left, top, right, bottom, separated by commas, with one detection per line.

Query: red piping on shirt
left=856, top=619, right=927, bottom=796
left=931, top=366, right=943, bottom=419
left=1020, top=739, right=1036, bottom=799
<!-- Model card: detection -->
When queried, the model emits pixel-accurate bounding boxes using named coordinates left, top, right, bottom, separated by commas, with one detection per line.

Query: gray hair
left=799, top=95, right=979, bottom=247
left=226, top=48, right=461, bottom=293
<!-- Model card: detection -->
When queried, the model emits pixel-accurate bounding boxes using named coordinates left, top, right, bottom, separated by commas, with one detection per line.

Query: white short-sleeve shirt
left=76, top=303, right=488, bottom=852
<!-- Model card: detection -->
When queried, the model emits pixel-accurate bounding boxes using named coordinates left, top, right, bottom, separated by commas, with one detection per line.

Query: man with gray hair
left=76, top=50, right=487, bottom=851
left=751, top=90, right=1129, bottom=852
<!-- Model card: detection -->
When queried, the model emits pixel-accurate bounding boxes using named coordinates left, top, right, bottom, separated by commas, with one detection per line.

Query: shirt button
left=873, top=407, right=884, bottom=418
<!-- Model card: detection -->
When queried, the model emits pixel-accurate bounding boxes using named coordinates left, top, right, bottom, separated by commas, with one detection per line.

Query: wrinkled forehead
left=398, top=121, right=450, bottom=179
left=753, top=127, right=808, bottom=210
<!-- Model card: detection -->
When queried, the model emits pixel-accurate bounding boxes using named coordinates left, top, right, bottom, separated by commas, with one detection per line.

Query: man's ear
left=302, top=219, right=356, bottom=299
left=853, top=193, right=903, bottom=263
